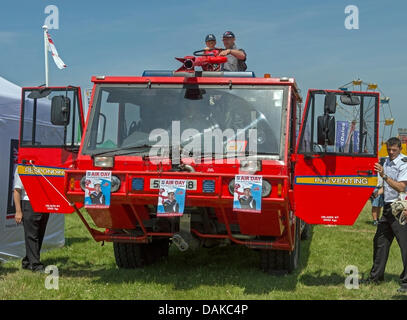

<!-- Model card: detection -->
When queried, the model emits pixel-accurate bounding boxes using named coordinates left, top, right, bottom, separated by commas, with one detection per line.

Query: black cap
left=205, top=34, right=216, bottom=42
left=223, top=31, right=235, bottom=38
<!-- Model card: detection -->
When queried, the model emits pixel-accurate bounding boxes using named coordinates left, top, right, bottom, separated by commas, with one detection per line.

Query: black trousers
left=369, top=203, right=407, bottom=287
left=21, top=200, right=50, bottom=270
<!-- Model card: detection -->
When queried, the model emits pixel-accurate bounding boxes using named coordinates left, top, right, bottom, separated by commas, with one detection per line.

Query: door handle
left=357, top=170, right=373, bottom=176
left=304, top=153, right=325, bottom=160
left=22, top=159, right=35, bottom=165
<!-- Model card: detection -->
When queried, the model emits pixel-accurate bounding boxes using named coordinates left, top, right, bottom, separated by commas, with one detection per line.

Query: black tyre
left=300, top=221, right=311, bottom=240
left=287, top=220, right=301, bottom=273
left=260, top=218, right=300, bottom=274
left=146, top=238, right=170, bottom=264
left=113, top=238, right=170, bottom=269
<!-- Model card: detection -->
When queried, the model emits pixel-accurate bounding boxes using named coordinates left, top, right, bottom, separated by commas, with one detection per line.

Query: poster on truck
left=157, top=179, right=186, bottom=217
left=233, top=175, right=262, bottom=213
left=84, top=171, right=111, bottom=208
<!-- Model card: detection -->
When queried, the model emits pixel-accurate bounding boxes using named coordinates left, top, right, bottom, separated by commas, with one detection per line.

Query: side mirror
left=340, top=94, right=360, bottom=106
left=324, top=92, right=336, bottom=114
left=28, top=89, right=51, bottom=99
left=51, top=96, right=71, bottom=126
left=317, top=115, right=336, bottom=146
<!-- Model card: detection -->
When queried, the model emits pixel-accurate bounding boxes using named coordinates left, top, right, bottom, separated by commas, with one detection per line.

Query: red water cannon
left=175, top=48, right=227, bottom=72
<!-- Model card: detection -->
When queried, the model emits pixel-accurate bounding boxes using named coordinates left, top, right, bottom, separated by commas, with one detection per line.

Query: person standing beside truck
left=363, top=137, right=407, bottom=293
left=13, top=168, right=49, bottom=273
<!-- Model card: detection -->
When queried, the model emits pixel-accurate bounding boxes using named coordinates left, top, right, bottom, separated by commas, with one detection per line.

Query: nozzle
left=184, top=59, right=194, bottom=69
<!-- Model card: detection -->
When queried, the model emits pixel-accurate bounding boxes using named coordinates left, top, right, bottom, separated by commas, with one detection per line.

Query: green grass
left=1, top=203, right=407, bottom=300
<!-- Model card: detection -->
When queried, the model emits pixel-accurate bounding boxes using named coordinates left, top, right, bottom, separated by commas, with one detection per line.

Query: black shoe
left=22, top=264, right=31, bottom=270
left=361, top=277, right=382, bottom=285
left=397, top=287, right=407, bottom=293
left=31, top=265, right=46, bottom=273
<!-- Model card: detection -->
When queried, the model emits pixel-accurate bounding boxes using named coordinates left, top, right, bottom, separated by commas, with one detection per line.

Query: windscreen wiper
left=91, top=144, right=157, bottom=157
left=193, top=151, right=257, bottom=162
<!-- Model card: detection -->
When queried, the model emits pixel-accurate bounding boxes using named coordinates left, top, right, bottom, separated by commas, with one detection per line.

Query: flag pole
left=42, top=25, right=49, bottom=87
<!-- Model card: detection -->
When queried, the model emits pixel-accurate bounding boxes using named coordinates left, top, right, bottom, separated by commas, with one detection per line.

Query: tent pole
left=42, top=25, right=49, bottom=87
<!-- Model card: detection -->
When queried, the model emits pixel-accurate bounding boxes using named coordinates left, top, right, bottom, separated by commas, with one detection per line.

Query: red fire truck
left=17, top=55, right=380, bottom=273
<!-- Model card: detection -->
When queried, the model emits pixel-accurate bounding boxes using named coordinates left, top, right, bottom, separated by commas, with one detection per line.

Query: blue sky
left=1, top=0, right=406, bottom=136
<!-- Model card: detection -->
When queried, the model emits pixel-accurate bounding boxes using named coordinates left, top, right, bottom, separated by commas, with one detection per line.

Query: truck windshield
left=83, top=85, right=286, bottom=158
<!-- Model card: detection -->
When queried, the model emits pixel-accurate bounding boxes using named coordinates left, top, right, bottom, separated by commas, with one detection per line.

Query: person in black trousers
left=13, top=169, right=49, bottom=273
left=363, top=137, right=407, bottom=293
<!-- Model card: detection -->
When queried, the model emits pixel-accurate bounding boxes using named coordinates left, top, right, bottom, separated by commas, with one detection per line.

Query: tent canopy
left=0, top=76, right=21, bottom=98
left=0, top=76, right=22, bottom=120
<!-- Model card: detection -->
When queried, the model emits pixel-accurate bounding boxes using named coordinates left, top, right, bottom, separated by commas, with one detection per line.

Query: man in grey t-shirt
left=219, top=31, right=247, bottom=72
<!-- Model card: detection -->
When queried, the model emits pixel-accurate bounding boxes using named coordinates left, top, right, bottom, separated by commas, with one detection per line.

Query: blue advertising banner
left=336, top=121, right=349, bottom=152
left=353, top=130, right=359, bottom=153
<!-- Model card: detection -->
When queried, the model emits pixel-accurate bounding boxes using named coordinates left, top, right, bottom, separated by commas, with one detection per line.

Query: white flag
left=46, top=31, right=67, bottom=69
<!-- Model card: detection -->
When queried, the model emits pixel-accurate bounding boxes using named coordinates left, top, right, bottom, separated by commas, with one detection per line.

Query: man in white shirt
left=13, top=168, right=49, bottom=272
left=363, top=137, right=407, bottom=293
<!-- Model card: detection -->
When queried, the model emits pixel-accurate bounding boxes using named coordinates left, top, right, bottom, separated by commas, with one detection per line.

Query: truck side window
left=21, top=88, right=82, bottom=148
left=298, top=92, right=377, bottom=155
left=96, top=90, right=119, bottom=148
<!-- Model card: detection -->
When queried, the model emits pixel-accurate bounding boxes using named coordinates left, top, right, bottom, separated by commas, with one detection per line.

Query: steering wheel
left=128, top=121, right=139, bottom=136
left=193, top=48, right=225, bottom=71
left=312, top=143, right=324, bottom=153
left=193, top=48, right=224, bottom=56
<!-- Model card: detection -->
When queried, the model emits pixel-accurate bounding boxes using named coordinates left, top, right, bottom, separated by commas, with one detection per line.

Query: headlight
left=261, top=180, right=272, bottom=197
left=80, top=175, right=121, bottom=193
left=80, top=176, right=86, bottom=191
left=239, top=160, right=262, bottom=174
left=110, top=176, right=121, bottom=192
left=228, top=179, right=236, bottom=195
left=228, top=178, right=272, bottom=197
left=93, top=156, right=114, bottom=168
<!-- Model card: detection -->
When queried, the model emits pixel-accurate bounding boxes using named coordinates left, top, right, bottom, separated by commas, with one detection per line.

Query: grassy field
left=1, top=203, right=406, bottom=300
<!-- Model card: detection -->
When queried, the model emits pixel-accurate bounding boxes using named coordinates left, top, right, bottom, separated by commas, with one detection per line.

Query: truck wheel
left=300, top=221, right=311, bottom=240
left=146, top=238, right=170, bottom=264
left=287, top=220, right=301, bottom=273
left=113, top=242, right=147, bottom=268
left=260, top=219, right=300, bottom=274
left=113, top=238, right=170, bottom=269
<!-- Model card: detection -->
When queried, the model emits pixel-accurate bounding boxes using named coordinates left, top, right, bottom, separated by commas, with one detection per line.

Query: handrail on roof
left=142, top=70, right=256, bottom=78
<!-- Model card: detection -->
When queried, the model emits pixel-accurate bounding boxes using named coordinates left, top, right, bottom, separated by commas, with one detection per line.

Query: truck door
left=293, top=89, right=379, bottom=225
left=17, top=86, right=85, bottom=214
